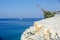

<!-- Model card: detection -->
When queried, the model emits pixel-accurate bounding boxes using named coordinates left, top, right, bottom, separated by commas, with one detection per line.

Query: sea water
left=0, top=18, right=42, bottom=40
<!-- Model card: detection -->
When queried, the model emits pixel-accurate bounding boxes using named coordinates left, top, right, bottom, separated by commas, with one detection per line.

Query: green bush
left=43, top=11, right=56, bottom=18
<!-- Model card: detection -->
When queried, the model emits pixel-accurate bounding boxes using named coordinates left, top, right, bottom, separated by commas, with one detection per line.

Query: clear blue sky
left=0, top=0, right=60, bottom=18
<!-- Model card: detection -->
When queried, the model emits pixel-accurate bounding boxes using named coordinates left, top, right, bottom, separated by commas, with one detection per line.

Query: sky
left=0, top=0, right=60, bottom=18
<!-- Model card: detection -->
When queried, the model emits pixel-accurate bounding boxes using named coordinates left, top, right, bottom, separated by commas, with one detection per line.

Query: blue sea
left=0, top=18, right=43, bottom=40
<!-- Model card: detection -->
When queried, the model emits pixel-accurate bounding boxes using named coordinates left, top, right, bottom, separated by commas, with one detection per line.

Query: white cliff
left=21, top=13, right=60, bottom=40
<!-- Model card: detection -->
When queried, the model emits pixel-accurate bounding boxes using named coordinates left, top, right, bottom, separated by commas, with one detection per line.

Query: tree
left=36, top=4, right=56, bottom=18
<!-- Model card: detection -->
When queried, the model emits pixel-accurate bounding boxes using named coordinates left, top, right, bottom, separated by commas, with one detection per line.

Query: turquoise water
left=0, top=18, right=42, bottom=40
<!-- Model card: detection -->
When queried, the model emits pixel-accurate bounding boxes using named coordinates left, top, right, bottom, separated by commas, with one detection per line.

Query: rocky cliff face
left=21, top=13, right=60, bottom=40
